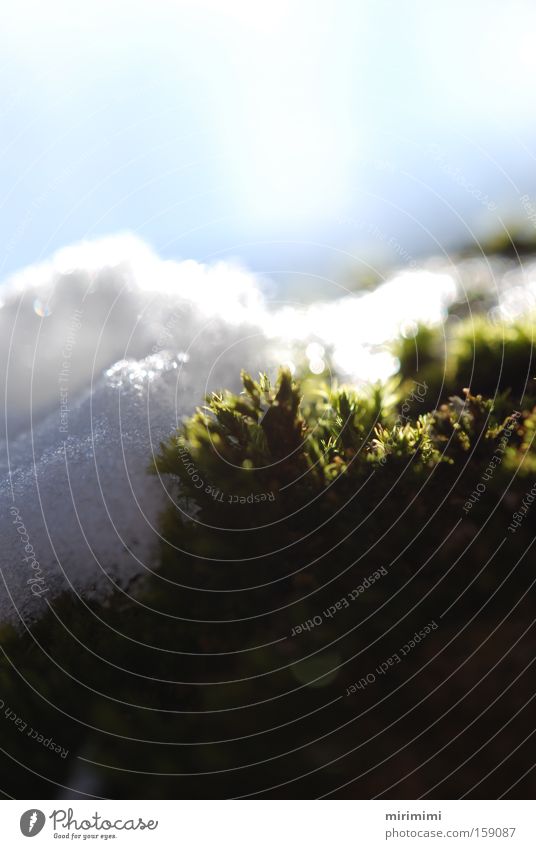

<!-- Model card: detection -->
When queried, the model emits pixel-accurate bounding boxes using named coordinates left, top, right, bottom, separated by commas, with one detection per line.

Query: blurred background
left=2, top=0, right=536, bottom=298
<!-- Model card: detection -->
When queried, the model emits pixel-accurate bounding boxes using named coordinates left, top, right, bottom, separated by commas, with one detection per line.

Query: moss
left=396, top=314, right=536, bottom=409
left=459, top=226, right=536, bottom=259
left=452, top=315, right=536, bottom=399
left=1, top=365, right=536, bottom=798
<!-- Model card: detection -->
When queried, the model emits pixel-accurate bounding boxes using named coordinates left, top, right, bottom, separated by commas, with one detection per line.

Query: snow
left=0, top=233, right=529, bottom=624
left=0, top=236, right=276, bottom=624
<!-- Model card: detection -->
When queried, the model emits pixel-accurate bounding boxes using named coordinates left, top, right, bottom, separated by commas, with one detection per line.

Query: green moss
left=452, top=315, right=536, bottom=399
left=459, top=226, right=536, bottom=259
left=396, top=314, right=536, bottom=408
left=2, top=365, right=536, bottom=798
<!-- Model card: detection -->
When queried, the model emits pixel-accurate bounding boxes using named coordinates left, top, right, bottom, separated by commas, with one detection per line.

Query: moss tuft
left=2, top=359, right=536, bottom=798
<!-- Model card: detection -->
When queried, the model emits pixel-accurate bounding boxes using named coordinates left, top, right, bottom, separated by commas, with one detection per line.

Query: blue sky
left=2, top=0, right=536, bottom=294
